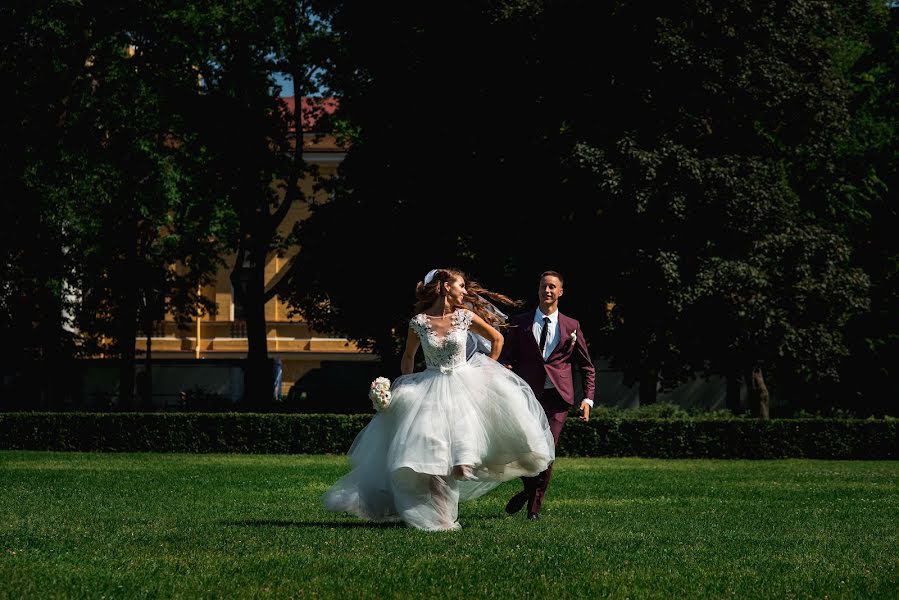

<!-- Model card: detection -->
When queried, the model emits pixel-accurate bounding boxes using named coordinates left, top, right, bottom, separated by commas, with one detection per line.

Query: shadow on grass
left=223, top=519, right=405, bottom=529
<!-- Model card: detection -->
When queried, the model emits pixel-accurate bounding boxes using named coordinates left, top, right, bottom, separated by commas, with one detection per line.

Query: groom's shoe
left=527, top=512, right=540, bottom=521
left=505, top=491, right=529, bottom=515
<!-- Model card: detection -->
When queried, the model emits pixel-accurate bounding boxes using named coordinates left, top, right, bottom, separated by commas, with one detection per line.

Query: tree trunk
left=36, top=285, right=64, bottom=409
left=748, top=366, right=770, bottom=419
left=31, top=228, right=67, bottom=409
left=118, top=292, right=139, bottom=411
left=234, top=247, right=272, bottom=408
left=726, top=371, right=742, bottom=414
left=638, top=366, right=658, bottom=405
left=143, top=330, right=153, bottom=410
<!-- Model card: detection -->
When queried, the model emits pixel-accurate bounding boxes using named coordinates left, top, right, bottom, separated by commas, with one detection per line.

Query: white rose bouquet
left=368, top=376, right=392, bottom=412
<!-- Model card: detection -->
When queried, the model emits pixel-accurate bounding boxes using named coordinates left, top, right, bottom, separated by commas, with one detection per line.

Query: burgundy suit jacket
left=499, top=311, right=596, bottom=406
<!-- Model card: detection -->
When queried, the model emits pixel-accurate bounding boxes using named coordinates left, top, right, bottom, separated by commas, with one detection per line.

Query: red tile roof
left=281, top=96, right=339, bottom=130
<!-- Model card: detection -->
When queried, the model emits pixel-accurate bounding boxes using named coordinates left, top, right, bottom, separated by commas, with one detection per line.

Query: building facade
left=134, top=97, right=375, bottom=401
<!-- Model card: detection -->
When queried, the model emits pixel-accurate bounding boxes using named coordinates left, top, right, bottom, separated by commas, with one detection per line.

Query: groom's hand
left=579, top=401, right=590, bottom=421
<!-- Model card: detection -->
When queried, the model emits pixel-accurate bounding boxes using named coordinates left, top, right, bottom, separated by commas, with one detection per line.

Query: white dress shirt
left=532, top=309, right=559, bottom=362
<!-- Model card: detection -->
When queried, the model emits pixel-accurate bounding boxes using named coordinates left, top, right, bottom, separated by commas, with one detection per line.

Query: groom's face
left=538, top=275, right=563, bottom=306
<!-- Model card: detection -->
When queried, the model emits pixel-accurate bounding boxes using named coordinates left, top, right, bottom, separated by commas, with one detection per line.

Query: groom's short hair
left=539, top=270, right=564, bottom=286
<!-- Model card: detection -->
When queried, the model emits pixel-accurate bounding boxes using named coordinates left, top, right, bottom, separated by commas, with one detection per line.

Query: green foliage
left=0, top=412, right=372, bottom=454
left=176, top=0, right=342, bottom=404
left=824, top=4, right=899, bottom=410
left=1, top=412, right=895, bottom=459
left=590, top=401, right=693, bottom=420
left=3, top=1, right=898, bottom=416
left=685, top=220, right=870, bottom=383
left=0, top=1, right=98, bottom=365
left=0, top=2, right=233, bottom=370
left=282, top=2, right=556, bottom=366
left=283, top=1, right=881, bottom=406
left=0, top=1, right=344, bottom=406
left=559, top=417, right=898, bottom=459
left=575, top=3, right=871, bottom=397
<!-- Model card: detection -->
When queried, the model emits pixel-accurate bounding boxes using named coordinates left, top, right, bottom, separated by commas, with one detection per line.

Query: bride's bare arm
left=469, top=312, right=503, bottom=361
left=400, top=330, right=421, bottom=375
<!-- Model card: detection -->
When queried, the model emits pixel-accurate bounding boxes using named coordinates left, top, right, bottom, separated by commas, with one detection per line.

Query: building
left=133, top=97, right=376, bottom=403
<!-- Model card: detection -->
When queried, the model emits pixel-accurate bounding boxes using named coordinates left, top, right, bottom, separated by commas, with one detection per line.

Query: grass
left=1, top=452, right=897, bottom=599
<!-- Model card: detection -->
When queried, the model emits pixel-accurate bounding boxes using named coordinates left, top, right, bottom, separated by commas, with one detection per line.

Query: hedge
left=0, top=413, right=370, bottom=454
left=0, top=413, right=896, bottom=459
left=556, top=418, right=898, bottom=459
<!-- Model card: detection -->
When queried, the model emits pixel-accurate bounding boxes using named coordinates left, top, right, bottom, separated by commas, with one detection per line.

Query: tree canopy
left=284, top=1, right=889, bottom=415
left=2, top=0, right=896, bottom=414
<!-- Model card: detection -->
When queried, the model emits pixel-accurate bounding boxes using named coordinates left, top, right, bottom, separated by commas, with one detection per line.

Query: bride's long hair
left=414, top=268, right=522, bottom=329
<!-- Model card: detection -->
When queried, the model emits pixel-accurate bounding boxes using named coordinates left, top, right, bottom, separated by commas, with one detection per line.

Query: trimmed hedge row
left=0, top=412, right=896, bottom=458
left=0, top=413, right=370, bottom=454
left=557, top=419, right=898, bottom=459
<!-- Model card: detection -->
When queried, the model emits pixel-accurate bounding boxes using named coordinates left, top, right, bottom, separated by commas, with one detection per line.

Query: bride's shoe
left=452, top=464, right=476, bottom=481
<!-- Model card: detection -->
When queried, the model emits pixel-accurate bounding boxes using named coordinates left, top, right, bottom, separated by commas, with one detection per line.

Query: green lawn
left=1, top=452, right=897, bottom=599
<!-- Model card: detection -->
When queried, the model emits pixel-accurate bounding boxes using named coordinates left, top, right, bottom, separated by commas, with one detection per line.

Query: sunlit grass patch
left=1, top=452, right=897, bottom=599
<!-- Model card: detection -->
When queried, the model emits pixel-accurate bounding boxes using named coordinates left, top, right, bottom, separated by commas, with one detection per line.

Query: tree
left=186, top=0, right=340, bottom=404
left=556, top=1, right=871, bottom=412
left=283, top=2, right=570, bottom=371
left=682, top=162, right=869, bottom=415
left=0, top=1, right=96, bottom=405
left=285, top=1, right=873, bottom=418
left=1, top=2, right=232, bottom=408
left=819, top=3, right=899, bottom=414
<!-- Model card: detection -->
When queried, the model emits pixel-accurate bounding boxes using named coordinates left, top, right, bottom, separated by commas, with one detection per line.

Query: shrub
left=0, top=412, right=895, bottom=458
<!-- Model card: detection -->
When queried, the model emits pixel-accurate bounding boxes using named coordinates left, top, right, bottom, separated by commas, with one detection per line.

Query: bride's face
left=444, top=277, right=467, bottom=307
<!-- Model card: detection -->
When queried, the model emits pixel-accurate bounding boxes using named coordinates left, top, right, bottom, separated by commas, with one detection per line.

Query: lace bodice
left=409, top=309, right=473, bottom=372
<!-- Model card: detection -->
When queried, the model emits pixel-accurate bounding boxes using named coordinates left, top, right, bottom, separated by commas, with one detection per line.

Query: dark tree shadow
left=222, top=519, right=405, bottom=529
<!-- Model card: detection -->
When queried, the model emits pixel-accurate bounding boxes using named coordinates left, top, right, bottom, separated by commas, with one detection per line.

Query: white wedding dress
left=322, top=309, right=555, bottom=531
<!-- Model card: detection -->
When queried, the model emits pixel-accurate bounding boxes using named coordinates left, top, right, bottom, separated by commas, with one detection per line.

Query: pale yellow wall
left=143, top=139, right=363, bottom=393
left=200, top=160, right=338, bottom=325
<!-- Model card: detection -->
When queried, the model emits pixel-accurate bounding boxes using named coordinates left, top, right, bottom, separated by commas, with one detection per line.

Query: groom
left=499, top=270, right=596, bottom=520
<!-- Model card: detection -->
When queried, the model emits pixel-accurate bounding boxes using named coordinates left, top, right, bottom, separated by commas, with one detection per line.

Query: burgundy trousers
left=522, top=387, right=569, bottom=515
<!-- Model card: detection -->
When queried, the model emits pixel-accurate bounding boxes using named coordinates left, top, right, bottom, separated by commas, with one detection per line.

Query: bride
left=322, top=268, right=556, bottom=531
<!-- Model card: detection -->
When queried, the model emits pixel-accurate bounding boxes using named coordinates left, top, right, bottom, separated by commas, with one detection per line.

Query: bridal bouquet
left=368, top=376, right=392, bottom=412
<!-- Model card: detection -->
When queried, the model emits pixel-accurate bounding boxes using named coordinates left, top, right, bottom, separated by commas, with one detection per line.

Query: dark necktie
left=539, top=316, right=551, bottom=354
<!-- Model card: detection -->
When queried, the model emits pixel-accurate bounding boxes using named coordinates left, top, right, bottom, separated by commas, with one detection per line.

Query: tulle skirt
left=322, top=353, right=555, bottom=531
